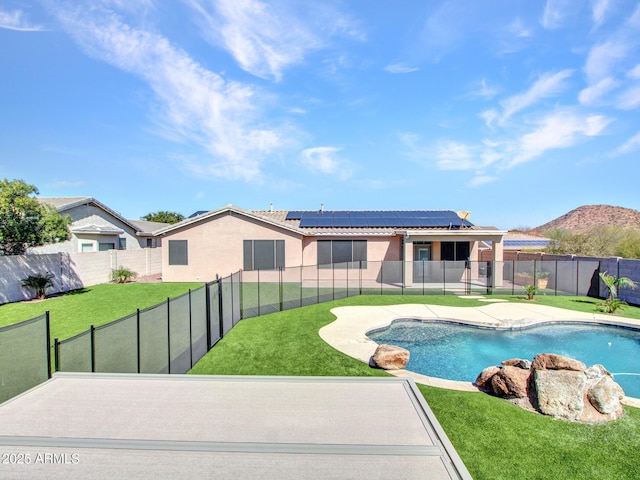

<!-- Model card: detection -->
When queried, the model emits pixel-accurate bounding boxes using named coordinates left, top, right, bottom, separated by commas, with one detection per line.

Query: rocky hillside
left=535, top=205, right=640, bottom=233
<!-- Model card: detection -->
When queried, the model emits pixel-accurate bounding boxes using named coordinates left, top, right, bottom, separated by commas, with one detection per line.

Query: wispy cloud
left=48, top=2, right=290, bottom=181
left=471, top=79, right=498, bottom=99
left=591, top=0, right=611, bottom=29
left=616, top=85, right=640, bottom=110
left=614, top=130, right=640, bottom=155
left=185, top=0, right=362, bottom=82
left=498, top=69, right=573, bottom=123
left=0, top=8, right=43, bottom=31
left=508, top=110, right=610, bottom=167
left=578, top=76, right=618, bottom=105
left=384, top=64, right=419, bottom=74
left=468, top=175, right=498, bottom=187
left=541, top=0, right=573, bottom=29
left=300, top=146, right=352, bottom=179
left=584, top=40, right=629, bottom=84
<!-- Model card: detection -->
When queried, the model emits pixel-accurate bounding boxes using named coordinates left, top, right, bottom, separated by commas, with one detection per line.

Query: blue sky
left=1, top=1, right=639, bottom=229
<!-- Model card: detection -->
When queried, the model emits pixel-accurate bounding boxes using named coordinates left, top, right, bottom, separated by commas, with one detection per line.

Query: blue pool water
left=367, top=320, right=640, bottom=398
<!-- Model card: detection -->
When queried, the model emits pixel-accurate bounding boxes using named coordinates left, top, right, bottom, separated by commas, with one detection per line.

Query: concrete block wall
left=0, top=249, right=163, bottom=305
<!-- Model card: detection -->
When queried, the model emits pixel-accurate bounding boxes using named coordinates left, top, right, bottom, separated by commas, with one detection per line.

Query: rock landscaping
left=476, top=353, right=625, bottom=423
left=370, top=344, right=410, bottom=370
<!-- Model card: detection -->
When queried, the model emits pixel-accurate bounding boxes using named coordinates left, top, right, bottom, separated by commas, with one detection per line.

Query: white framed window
left=81, top=243, right=94, bottom=253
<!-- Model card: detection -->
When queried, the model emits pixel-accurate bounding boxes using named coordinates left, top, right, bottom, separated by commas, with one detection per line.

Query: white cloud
left=468, top=175, right=498, bottom=187
left=384, top=64, right=419, bottom=74
left=628, top=65, right=640, bottom=79
left=584, top=40, right=629, bottom=84
left=616, top=85, right=640, bottom=110
left=435, top=141, right=479, bottom=171
left=49, top=3, right=289, bottom=181
left=471, top=79, right=498, bottom=99
left=185, top=0, right=361, bottom=81
left=508, top=17, right=532, bottom=38
left=578, top=76, right=618, bottom=105
left=591, top=0, right=611, bottom=29
left=499, top=69, right=573, bottom=122
left=615, top=130, right=640, bottom=155
left=300, top=146, right=352, bottom=179
left=541, top=0, right=573, bottom=29
left=0, top=8, right=43, bottom=31
left=509, top=111, right=610, bottom=167
left=480, top=109, right=499, bottom=128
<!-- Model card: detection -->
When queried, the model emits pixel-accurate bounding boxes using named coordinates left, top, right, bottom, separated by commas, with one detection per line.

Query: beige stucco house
left=156, top=205, right=506, bottom=286
left=32, top=197, right=167, bottom=254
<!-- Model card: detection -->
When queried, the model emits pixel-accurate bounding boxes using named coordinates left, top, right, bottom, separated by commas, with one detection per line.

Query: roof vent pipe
left=269, top=202, right=273, bottom=212
left=320, top=203, right=324, bottom=212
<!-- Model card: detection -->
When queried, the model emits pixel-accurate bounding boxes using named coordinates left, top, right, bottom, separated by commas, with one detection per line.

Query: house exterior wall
left=160, top=212, right=303, bottom=282
left=31, top=203, right=146, bottom=254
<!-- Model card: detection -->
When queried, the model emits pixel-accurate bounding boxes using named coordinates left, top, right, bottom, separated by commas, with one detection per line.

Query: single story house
left=32, top=197, right=167, bottom=254
left=155, top=205, right=506, bottom=286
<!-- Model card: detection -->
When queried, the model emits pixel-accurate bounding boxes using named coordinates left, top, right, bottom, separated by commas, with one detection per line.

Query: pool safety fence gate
left=0, top=313, right=51, bottom=404
left=0, top=259, right=612, bottom=403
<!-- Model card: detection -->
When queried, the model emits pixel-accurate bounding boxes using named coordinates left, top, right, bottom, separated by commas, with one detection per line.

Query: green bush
left=110, top=266, right=138, bottom=284
left=21, top=272, right=54, bottom=300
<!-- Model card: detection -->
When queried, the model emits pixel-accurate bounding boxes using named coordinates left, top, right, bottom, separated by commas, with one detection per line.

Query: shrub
left=596, top=297, right=627, bottom=314
left=110, top=266, right=138, bottom=284
left=524, top=285, right=537, bottom=300
left=21, top=272, right=54, bottom=300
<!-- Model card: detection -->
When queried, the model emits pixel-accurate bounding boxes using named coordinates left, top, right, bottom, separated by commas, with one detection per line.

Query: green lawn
left=0, top=282, right=202, bottom=341
left=190, top=294, right=640, bottom=480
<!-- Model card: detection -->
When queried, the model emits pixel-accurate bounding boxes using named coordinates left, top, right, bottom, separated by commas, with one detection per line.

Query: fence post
left=332, top=263, right=335, bottom=301
left=554, top=260, right=558, bottom=296
left=257, top=270, right=261, bottom=317
left=45, top=311, right=52, bottom=379
left=188, top=289, right=193, bottom=369
left=205, top=283, right=212, bottom=349
left=218, top=277, right=224, bottom=340
left=90, top=325, right=95, bottom=373
left=136, top=308, right=141, bottom=373
left=166, top=297, right=171, bottom=374
left=359, top=261, right=363, bottom=296
left=279, top=267, right=283, bottom=311
left=511, top=261, right=515, bottom=295
left=54, top=337, right=59, bottom=373
left=443, top=261, right=446, bottom=295
left=576, top=261, right=580, bottom=297
left=239, top=271, right=244, bottom=320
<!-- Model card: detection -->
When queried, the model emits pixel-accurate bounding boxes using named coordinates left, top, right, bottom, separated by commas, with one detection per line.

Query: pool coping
left=319, top=301, right=640, bottom=408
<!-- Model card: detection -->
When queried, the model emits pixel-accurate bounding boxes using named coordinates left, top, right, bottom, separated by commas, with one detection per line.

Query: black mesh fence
left=0, top=314, right=50, bottom=404
left=6, top=258, right=631, bottom=404
left=94, top=313, right=137, bottom=373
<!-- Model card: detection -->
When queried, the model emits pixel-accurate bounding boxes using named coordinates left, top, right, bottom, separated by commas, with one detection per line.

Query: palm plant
left=21, top=272, right=54, bottom=300
left=599, top=271, right=637, bottom=300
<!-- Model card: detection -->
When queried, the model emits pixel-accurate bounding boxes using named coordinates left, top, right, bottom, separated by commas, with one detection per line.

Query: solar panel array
left=285, top=210, right=473, bottom=228
left=504, top=240, right=550, bottom=247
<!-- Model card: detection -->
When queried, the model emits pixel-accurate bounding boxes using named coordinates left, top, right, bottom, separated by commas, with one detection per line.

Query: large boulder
left=531, top=353, right=586, bottom=372
left=371, top=344, right=410, bottom=370
left=491, top=366, right=530, bottom=398
left=587, top=376, right=624, bottom=418
left=476, top=354, right=625, bottom=423
left=533, top=370, right=586, bottom=420
left=475, top=366, right=500, bottom=390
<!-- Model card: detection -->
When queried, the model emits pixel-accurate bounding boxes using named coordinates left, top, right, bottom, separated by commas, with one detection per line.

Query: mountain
left=535, top=205, right=640, bottom=233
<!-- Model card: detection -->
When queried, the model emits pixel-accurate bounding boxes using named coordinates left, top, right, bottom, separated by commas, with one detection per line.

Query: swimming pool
left=367, top=320, right=640, bottom=398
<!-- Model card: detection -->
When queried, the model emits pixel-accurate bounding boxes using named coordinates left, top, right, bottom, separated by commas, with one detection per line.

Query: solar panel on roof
left=349, top=217, right=368, bottom=227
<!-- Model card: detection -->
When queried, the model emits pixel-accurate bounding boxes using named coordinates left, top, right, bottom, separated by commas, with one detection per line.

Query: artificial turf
left=189, top=294, right=640, bottom=480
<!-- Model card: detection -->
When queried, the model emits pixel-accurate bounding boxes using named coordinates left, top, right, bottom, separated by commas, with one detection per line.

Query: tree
left=142, top=210, right=184, bottom=224
left=0, top=179, right=71, bottom=255
left=599, top=271, right=637, bottom=301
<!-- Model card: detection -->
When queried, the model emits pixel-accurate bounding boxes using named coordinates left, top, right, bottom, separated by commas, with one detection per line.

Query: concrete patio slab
left=0, top=373, right=472, bottom=480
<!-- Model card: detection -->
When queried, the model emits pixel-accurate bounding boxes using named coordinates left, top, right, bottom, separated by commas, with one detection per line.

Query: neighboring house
left=31, top=197, right=168, bottom=254
left=155, top=205, right=507, bottom=285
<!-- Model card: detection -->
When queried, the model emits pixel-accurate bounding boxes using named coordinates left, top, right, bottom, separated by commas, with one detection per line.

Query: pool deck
left=319, top=298, right=640, bottom=408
